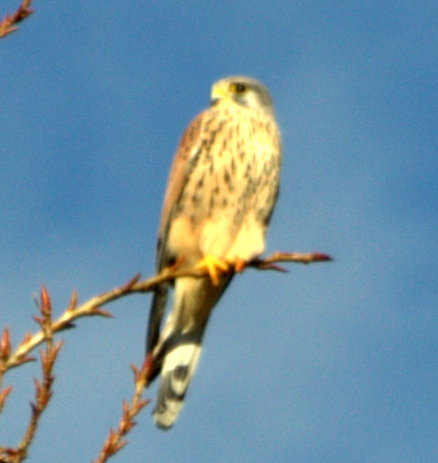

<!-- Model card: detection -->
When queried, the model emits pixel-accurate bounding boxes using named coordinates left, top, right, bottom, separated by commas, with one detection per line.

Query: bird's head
left=210, top=76, right=274, bottom=114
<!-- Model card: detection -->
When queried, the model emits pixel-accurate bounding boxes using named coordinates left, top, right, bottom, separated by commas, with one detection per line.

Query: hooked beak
left=210, top=83, right=227, bottom=106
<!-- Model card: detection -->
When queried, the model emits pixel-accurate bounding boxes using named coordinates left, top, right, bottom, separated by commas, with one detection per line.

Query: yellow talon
left=196, top=255, right=229, bottom=286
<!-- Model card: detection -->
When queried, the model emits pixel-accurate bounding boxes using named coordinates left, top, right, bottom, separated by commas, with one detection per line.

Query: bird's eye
left=234, top=83, right=247, bottom=93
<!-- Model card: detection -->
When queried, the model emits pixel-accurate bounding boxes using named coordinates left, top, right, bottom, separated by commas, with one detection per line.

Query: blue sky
left=1, top=1, right=437, bottom=462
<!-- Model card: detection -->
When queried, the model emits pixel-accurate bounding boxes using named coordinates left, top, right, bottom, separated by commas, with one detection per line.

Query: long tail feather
left=154, top=337, right=202, bottom=429
left=150, top=276, right=232, bottom=429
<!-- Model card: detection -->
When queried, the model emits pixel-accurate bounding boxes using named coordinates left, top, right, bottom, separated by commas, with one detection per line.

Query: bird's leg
left=160, top=256, right=185, bottom=279
left=227, top=257, right=246, bottom=273
left=166, top=255, right=185, bottom=272
left=196, top=255, right=229, bottom=286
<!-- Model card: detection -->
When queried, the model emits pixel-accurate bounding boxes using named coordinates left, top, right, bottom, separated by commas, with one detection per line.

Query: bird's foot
left=196, top=255, right=229, bottom=286
left=227, top=257, right=247, bottom=273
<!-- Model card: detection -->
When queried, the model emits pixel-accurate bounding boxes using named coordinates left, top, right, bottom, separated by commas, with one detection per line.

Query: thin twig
left=92, top=361, right=151, bottom=463
left=0, top=0, right=33, bottom=39
left=0, top=288, right=62, bottom=463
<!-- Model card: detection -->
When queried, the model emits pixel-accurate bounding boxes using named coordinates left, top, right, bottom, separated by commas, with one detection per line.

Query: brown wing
left=147, top=110, right=207, bottom=356
left=155, top=111, right=206, bottom=271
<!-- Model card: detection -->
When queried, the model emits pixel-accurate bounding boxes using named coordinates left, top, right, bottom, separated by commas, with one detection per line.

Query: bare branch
left=10, top=341, right=62, bottom=462
left=92, top=360, right=151, bottom=463
left=2, top=251, right=332, bottom=376
left=0, top=287, right=62, bottom=463
left=0, top=250, right=331, bottom=461
left=0, top=0, right=33, bottom=39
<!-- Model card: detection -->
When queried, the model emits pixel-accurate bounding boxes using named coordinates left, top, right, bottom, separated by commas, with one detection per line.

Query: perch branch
left=1, top=251, right=331, bottom=376
left=0, top=250, right=330, bottom=462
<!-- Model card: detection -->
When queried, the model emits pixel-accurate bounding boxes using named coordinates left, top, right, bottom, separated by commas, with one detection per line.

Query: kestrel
left=146, top=76, right=281, bottom=429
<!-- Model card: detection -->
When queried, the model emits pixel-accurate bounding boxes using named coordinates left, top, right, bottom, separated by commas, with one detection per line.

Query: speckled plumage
left=147, top=76, right=281, bottom=429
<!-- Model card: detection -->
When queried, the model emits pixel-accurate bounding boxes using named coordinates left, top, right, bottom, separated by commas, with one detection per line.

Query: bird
left=146, top=75, right=282, bottom=429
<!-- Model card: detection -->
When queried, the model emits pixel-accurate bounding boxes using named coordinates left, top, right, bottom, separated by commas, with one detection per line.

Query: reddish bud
left=312, top=252, right=333, bottom=262
left=17, top=355, right=36, bottom=365
left=0, top=327, right=11, bottom=359
left=130, top=363, right=140, bottom=380
left=124, top=273, right=141, bottom=291
left=0, top=385, right=13, bottom=408
left=91, top=307, right=113, bottom=318
left=32, top=315, right=43, bottom=327
left=40, top=285, right=52, bottom=317
left=21, top=331, right=32, bottom=345
left=136, top=398, right=150, bottom=412
left=67, top=290, right=78, bottom=312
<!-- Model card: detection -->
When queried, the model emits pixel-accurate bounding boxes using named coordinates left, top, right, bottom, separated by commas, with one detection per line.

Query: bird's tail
left=150, top=275, right=232, bottom=429
left=153, top=331, right=204, bottom=429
